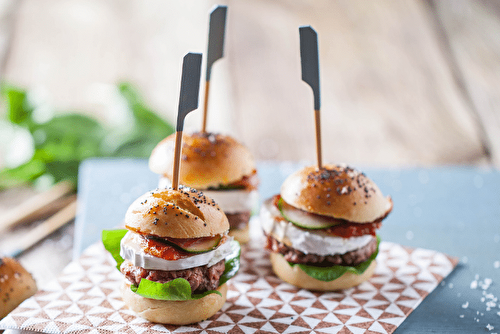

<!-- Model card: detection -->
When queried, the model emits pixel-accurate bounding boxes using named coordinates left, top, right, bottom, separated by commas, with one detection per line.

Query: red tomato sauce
left=272, top=194, right=381, bottom=238
left=136, top=234, right=225, bottom=261
left=325, top=221, right=381, bottom=238
left=138, top=237, right=190, bottom=261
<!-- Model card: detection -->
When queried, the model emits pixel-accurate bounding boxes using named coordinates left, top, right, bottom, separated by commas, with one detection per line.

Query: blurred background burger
left=149, top=131, right=258, bottom=243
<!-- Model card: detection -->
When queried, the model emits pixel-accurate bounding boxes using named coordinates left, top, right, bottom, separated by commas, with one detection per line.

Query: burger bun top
left=125, top=187, right=229, bottom=238
left=149, top=132, right=255, bottom=189
left=280, top=164, right=392, bottom=223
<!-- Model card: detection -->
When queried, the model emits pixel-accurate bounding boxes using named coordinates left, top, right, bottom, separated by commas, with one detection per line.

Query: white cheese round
left=159, top=176, right=258, bottom=214
left=202, top=189, right=258, bottom=214
left=120, top=231, right=235, bottom=271
left=260, top=198, right=374, bottom=256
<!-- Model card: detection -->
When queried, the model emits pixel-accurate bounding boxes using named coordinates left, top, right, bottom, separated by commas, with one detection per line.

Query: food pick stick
left=172, top=52, right=203, bottom=190
left=201, top=5, right=227, bottom=133
left=1, top=197, right=77, bottom=258
left=0, top=180, right=74, bottom=233
left=299, top=26, right=322, bottom=169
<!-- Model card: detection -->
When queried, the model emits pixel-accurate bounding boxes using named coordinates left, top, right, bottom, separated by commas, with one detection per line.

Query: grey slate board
left=75, top=159, right=500, bottom=333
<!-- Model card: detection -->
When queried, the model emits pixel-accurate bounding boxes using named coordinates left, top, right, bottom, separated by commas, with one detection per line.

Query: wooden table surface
left=0, top=0, right=499, bottom=326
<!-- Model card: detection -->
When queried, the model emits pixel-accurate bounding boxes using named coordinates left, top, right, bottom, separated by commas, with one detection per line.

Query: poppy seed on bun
left=261, top=164, right=392, bottom=291
left=125, top=187, right=229, bottom=239
left=280, top=164, right=392, bottom=223
left=118, top=187, right=233, bottom=325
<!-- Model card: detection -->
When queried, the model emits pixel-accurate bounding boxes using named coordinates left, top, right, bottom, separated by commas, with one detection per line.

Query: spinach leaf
left=294, top=236, right=380, bottom=282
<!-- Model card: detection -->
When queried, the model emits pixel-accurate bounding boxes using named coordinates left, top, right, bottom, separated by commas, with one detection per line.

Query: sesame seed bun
left=280, top=165, right=392, bottom=223
left=270, top=252, right=376, bottom=291
left=121, top=280, right=227, bottom=324
left=125, top=187, right=229, bottom=239
left=149, top=132, right=256, bottom=189
left=0, top=257, right=37, bottom=319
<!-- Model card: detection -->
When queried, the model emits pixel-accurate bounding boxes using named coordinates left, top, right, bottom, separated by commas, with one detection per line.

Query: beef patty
left=226, top=211, right=251, bottom=230
left=265, top=235, right=377, bottom=267
left=121, top=259, right=225, bottom=293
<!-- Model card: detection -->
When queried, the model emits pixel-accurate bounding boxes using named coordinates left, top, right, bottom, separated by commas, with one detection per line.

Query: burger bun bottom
left=121, top=280, right=227, bottom=324
left=0, top=257, right=37, bottom=319
left=270, top=252, right=376, bottom=291
left=228, top=224, right=250, bottom=244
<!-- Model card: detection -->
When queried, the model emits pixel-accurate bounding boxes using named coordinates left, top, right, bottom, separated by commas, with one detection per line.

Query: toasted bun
left=270, top=252, right=376, bottom=291
left=149, top=132, right=256, bottom=189
left=281, top=164, right=392, bottom=223
left=125, top=187, right=229, bottom=238
left=228, top=223, right=250, bottom=244
left=121, top=280, right=227, bottom=324
left=0, top=257, right=37, bottom=319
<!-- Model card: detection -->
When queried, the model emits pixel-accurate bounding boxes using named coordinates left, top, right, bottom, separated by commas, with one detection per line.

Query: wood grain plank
left=429, top=0, right=500, bottom=167
left=2, top=0, right=490, bottom=167
left=0, top=0, right=18, bottom=81
left=227, top=0, right=486, bottom=166
left=2, top=0, right=230, bottom=132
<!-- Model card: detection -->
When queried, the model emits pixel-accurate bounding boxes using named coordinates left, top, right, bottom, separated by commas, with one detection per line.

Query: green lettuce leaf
left=293, top=236, right=380, bottom=282
left=101, top=229, right=241, bottom=300
left=101, top=229, right=128, bottom=270
left=131, top=278, right=220, bottom=300
left=218, top=239, right=241, bottom=286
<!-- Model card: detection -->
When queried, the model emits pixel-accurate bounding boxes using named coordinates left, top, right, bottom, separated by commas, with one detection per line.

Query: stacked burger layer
left=149, top=132, right=258, bottom=244
left=104, top=187, right=240, bottom=325
left=260, top=164, right=393, bottom=291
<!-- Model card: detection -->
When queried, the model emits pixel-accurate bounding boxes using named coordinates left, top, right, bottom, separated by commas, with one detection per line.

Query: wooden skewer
left=201, top=81, right=210, bottom=133
left=201, top=5, right=227, bottom=133
left=3, top=197, right=77, bottom=258
left=299, top=26, right=322, bottom=169
left=315, top=108, right=322, bottom=169
left=172, top=53, right=203, bottom=190
left=171, top=130, right=184, bottom=190
left=0, top=181, right=74, bottom=234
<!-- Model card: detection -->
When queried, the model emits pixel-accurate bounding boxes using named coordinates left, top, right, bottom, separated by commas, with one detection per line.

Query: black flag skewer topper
left=202, top=5, right=227, bottom=133
left=172, top=52, right=203, bottom=190
left=299, top=26, right=322, bottom=169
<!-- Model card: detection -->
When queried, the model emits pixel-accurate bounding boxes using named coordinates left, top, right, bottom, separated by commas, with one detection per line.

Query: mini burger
left=149, top=132, right=258, bottom=243
left=0, top=257, right=37, bottom=319
left=102, top=187, right=240, bottom=325
left=260, top=164, right=392, bottom=291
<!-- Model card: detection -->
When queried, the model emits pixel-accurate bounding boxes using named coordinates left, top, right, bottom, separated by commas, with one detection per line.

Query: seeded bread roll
left=270, top=252, right=377, bottom=291
left=125, top=187, right=229, bottom=239
left=121, top=281, right=227, bottom=324
left=280, top=164, right=393, bottom=223
left=149, top=132, right=256, bottom=189
left=0, top=257, right=37, bottom=319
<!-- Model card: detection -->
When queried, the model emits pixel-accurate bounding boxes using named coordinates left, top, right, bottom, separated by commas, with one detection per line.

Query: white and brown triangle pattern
left=0, top=239, right=458, bottom=334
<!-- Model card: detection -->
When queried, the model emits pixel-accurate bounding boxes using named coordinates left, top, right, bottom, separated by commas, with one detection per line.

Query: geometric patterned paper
left=0, top=238, right=458, bottom=334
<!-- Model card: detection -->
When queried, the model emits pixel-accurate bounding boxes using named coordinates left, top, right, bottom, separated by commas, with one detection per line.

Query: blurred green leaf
left=0, top=159, right=46, bottom=188
left=45, top=161, right=81, bottom=186
left=0, top=82, right=174, bottom=190
left=35, top=114, right=105, bottom=161
left=3, top=84, right=33, bottom=126
left=114, top=83, right=174, bottom=158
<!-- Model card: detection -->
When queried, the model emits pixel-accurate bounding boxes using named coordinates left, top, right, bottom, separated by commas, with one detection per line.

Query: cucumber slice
left=167, top=235, right=223, bottom=254
left=278, top=198, right=340, bottom=230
